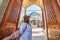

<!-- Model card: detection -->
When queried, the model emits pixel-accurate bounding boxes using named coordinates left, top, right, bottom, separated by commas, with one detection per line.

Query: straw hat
left=23, top=15, right=30, bottom=22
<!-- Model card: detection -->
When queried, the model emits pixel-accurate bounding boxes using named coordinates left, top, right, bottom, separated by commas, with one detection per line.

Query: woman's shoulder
left=21, top=22, right=26, bottom=25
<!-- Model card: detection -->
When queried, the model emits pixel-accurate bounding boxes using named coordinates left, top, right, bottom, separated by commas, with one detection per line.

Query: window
left=57, top=0, right=60, bottom=7
left=0, top=0, right=10, bottom=23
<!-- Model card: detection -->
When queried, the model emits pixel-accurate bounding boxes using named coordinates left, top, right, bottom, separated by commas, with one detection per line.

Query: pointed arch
left=26, top=4, right=42, bottom=20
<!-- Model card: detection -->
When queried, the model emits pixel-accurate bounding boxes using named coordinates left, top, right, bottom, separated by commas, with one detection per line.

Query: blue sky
left=20, top=4, right=42, bottom=20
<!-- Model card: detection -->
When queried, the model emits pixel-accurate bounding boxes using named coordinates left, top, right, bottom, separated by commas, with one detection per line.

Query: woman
left=19, top=15, right=32, bottom=40
left=3, top=15, right=32, bottom=40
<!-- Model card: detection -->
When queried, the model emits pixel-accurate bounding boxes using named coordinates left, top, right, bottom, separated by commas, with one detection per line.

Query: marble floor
left=32, top=28, right=47, bottom=40
left=32, top=36, right=47, bottom=40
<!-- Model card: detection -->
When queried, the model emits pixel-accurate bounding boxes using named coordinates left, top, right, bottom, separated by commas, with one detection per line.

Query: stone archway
left=29, top=12, right=43, bottom=28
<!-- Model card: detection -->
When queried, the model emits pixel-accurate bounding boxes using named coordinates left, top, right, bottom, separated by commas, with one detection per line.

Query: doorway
left=18, top=4, right=47, bottom=40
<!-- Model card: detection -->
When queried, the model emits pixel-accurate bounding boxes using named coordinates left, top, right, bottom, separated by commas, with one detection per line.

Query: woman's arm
left=3, top=23, right=26, bottom=40
left=2, top=30, right=20, bottom=40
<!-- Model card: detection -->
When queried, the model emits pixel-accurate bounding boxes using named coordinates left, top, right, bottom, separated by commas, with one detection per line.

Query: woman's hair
left=23, top=15, right=30, bottom=23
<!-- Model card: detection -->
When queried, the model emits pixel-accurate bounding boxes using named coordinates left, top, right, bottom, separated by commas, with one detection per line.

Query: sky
left=20, top=4, right=42, bottom=20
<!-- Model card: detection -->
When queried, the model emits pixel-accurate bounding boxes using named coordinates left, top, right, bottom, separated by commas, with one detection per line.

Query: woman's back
left=19, top=22, right=32, bottom=40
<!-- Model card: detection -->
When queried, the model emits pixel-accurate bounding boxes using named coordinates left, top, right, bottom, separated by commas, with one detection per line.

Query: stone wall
left=0, top=0, right=23, bottom=40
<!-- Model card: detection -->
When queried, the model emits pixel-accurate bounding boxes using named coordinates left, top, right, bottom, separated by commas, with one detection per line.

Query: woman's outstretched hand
left=2, top=30, right=20, bottom=40
left=10, top=30, right=20, bottom=39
